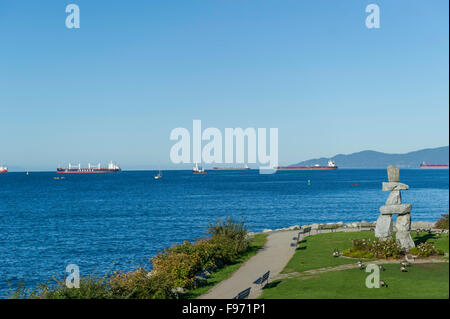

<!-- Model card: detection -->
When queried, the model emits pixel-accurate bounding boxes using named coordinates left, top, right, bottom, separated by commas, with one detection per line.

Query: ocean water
left=0, top=169, right=448, bottom=295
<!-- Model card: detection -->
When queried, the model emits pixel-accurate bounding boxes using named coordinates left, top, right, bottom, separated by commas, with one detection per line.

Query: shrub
left=409, top=242, right=442, bottom=257
left=435, top=214, right=449, bottom=230
left=343, top=238, right=403, bottom=259
left=36, top=275, right=111, bottom=299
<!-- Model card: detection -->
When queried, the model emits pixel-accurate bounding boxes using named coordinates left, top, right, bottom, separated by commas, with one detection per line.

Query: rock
left=387, top=165, right=400, bottom=182
left=310, top=223, right=320, bottom=230
left=382, top=182, right=409, bottom=191
left=345, top=222, right=352, bottom=228
left=396, top=231, right=415, bottom=250
left=396, top=214, right=411, bottom=232
left=171, top=287, right=186, bottom=294
left=288, top=225, right=300, bottom=230
left=262, top=229, right=272, bottom=233
left=375, top=215, right=394, bottom=239
left=336, top=221, right=344, bottom=227
left=411, top=221, right=434, bottom=230
left=385, top=190, right=402, bottom=205
left=379, top=204, right=412, bottom=215
left=351, top=222, right=360, bottom=228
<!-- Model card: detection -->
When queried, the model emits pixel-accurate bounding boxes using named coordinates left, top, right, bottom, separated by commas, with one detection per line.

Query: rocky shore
left=248, top=220, right=439, bottom=236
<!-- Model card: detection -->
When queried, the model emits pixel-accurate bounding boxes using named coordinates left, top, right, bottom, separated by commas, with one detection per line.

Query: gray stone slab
left=385, top=190, right=402, bottom=205
left=382, top=182, right=409, bottom=191
left=396, top=231, right=415, bottom=250
left=380, top=204, right=412, bottom=215
left=387, top=165, right=400, bottom=182
left=375, top=214, right=394, bottom=239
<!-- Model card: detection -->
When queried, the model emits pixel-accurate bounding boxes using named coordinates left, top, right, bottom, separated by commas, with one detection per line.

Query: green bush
left=435, top=214, right=449, bottom=230
left=342, top=238, right=403, bottom=259
left=409, top=242, right=442, bottom=257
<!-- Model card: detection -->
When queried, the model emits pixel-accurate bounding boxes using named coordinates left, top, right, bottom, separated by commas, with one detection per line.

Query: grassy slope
left=283, top=231, right=376, bottom=273
left=260, top=263, right=449, bottom=299
left=186, top=233, right=268, bottom=298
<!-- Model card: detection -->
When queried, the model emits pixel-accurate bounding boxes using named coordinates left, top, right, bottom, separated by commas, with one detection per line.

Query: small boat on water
left=275, top=160, right=338, bottom=171
left=193, top=163, right=207, bottom=174
left=0, top=165, right=7, bottom=174
left=154, top=170, right=163, bottom=180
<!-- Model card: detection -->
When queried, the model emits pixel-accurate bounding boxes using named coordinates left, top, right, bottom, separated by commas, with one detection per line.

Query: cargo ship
left=193, top=163, right=207, bottom=174
left=213, top=164, right=250, bottom=171
left=57, top=161, right=121, bottom=173
left=275, top=160, right=338, bottom=171
left=419, top=162, right=449, bottom=169
left=0, top=165, right=7, bottom=174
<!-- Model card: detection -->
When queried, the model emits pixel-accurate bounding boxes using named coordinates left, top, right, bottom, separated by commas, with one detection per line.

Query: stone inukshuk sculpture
left=375, top=165, right=415, bottom=250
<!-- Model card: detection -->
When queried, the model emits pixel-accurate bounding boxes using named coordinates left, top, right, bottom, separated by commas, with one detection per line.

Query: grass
left=261, top=230, right=449, bottom=299
left=283, top=231, right=376, bottom=273
left=411, top=232, right=449, bottom=254
left=260, top=263, right=449, bottom=299
left=185, top=233, right=267, bottom=298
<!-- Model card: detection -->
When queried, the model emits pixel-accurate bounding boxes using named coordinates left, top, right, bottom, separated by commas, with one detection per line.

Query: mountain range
left=293, top=146, right=449, bottom=168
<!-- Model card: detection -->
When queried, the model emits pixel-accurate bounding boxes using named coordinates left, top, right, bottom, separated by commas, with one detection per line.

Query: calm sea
left=0, top=169, right=448, bottom=295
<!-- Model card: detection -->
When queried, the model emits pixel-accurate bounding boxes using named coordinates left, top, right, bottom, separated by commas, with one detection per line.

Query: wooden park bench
left=291, top=227, right=312, bottom=246
left=253, top=270, right=270, bottom=287
left=233, top=287, right=251, bottom=299
left=359, top=223, right=375, bottom=231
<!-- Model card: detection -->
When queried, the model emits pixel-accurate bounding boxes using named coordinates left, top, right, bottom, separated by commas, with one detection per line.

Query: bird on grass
left=379, top=280, right=388, bottom=288
left=357, top=260, right=365, bottom=270
left=332, top=249, right=340, bottom=257
left=401, top=261, right=410, bottom=268
left=379, top=265, right=385, bottom=271
left=400, top=266, right=408, bottom=272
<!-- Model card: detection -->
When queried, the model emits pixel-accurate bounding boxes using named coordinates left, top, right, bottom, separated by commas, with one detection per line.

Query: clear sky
left=0, top=0, right=448, bottom=171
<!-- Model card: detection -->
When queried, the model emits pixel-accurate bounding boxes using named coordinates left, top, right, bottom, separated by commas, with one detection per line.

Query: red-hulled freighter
left=275, top=160, right=338, bottom=171
left=213, top=164, right=250, bottom=171
left=57, top=161, right=121, bottom=173
left=0, top=165, right=7, bottom=174
left=419, top=162, right=449, bottom=169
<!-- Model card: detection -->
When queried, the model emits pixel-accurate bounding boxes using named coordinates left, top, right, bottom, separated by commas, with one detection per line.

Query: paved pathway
left=198, top=230, right=299, bottom=299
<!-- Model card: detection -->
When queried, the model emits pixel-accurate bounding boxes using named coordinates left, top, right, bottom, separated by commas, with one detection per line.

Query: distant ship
left=213, top=164, right=250, bottom=171
left=275, top=160, right=338, bottom=171
left=0, top=165, right=7, bottom=174
left=57, top=161, right=121, bottom=173
left=193, top=163, right=207, bottom=174
left=154, top=170, right=163, bottom=179
left=419, top=162, right=449, bottom=169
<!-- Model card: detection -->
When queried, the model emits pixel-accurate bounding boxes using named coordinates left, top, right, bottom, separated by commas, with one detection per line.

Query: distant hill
left=293, top=146, right=449, bottom=168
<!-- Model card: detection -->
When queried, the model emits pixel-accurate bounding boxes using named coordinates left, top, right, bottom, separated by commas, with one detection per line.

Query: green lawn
left=260, top=263, right=449, bottom=299
left=283, top=231, right=376, bottom=273
left=262, top=230, right=449, bottom=299
left=411, top=232, right=449, bottom=254
left=186, top=233, right=268, bottom=298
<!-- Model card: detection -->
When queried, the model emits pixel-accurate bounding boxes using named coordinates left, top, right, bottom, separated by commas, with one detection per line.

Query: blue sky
left=0, top=0, right=448, bottom=171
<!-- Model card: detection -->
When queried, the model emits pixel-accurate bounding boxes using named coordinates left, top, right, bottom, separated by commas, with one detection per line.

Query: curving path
left=198, top=230, right=299, bottom=299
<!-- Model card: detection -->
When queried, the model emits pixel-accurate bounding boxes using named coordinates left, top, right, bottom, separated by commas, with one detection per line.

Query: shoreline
left=249, top=220, right=438, bottom=236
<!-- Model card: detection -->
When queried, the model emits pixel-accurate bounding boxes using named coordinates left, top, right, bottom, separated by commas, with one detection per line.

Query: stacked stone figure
left=375, top=165, right=415, bottom=250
